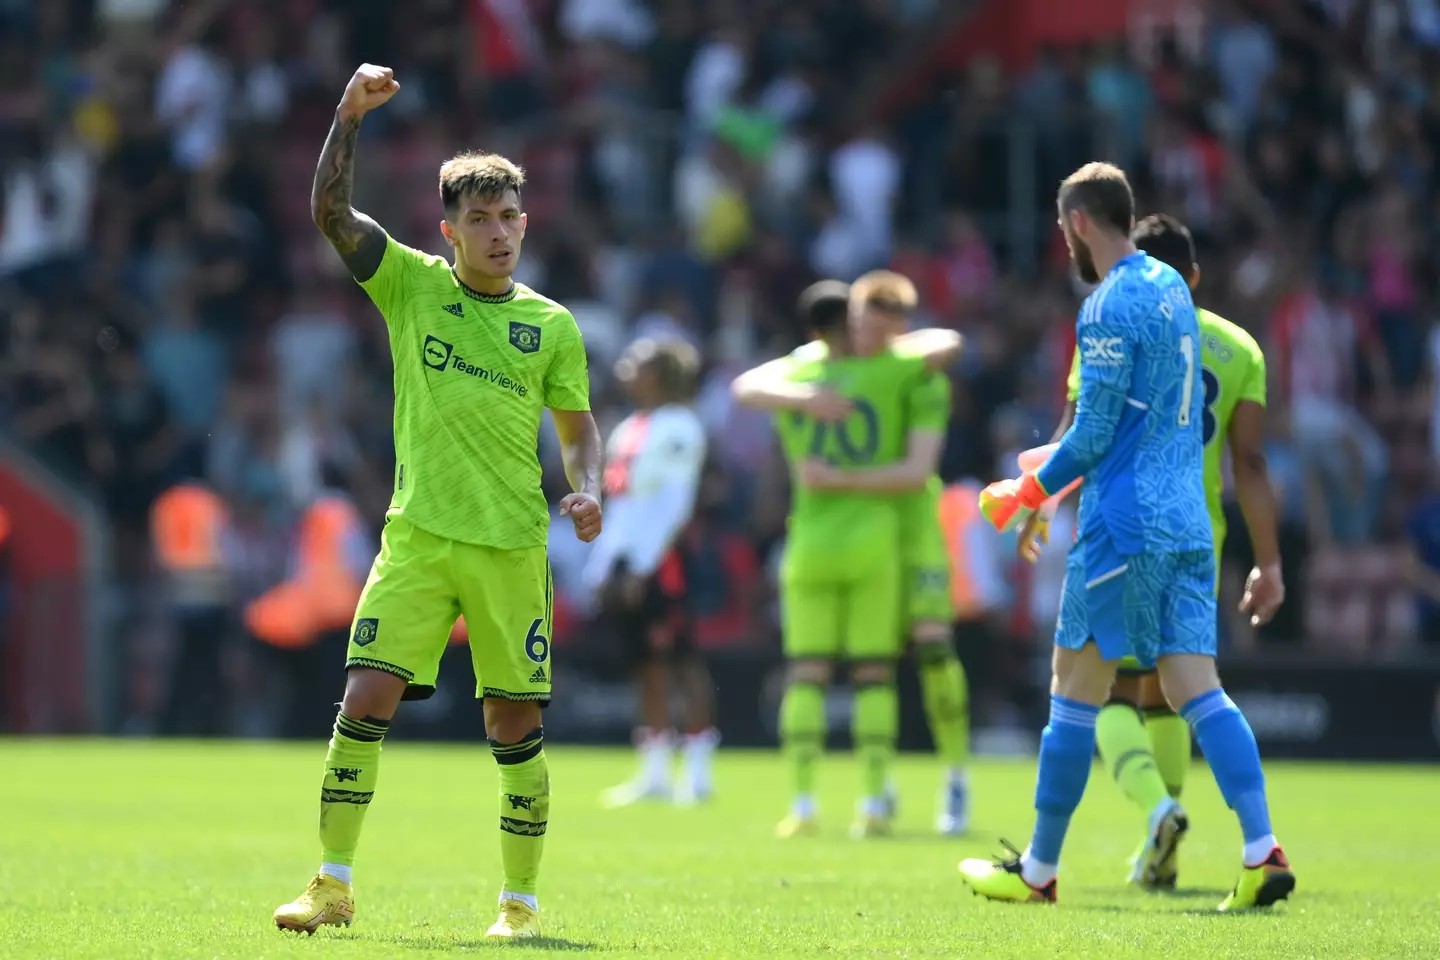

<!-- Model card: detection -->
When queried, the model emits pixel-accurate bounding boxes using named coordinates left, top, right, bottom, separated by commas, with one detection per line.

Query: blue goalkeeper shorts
left=1055, top=537, right=1216, bottom=668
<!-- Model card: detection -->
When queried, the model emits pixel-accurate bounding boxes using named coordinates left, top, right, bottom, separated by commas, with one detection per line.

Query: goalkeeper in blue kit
left=963, top=163, right=1294, bottom=912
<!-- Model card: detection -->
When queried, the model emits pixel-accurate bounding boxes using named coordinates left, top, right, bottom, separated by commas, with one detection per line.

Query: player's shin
left=492, top=727, right=549, bottom=903
left=1095, top=701, right=1170, bottom=815
left=779, top=680, right=825, bottom=816
left=916, top=639, right=969, bottom=772
left=319, top=712, right=389, bottom=881
left=1025, top=695, right=1100, bottom=886
left=851, top=669, right=898, bottom=824
left=1144, top=706, right=1191, bottom=799
left=1179, top=689, right=1276, bottom=864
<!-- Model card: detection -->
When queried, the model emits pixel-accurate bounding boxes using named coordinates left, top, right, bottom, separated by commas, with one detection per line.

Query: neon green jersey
left=889, top=342, right=952, bottom=563
left=1067, top=307, right=1265, bottom=549
left=357, top=236, right=590, bottom=550
left=772, top=343, right=929, bottom=579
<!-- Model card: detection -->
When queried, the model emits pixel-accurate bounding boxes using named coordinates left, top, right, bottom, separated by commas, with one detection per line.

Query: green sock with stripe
left=493, top=728, right=550, bottom=897
left=1144, top=706, right=1192, bottom=799
left=916, top=641, right=970, bottom=769
left=319, top=712, right=389, bottom=871
left=779, top=681, right=825, bottom=804
left=852, top=682, right=898, bottom=802
left=1096, top=702, right=1170, bottom=814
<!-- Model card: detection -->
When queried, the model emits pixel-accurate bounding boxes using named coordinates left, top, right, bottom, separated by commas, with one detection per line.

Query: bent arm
left=550, top=408, right=603, bottom=500
left=1228, top=400, right=1281, bottom=568
left=312, top=110, right=388, bottom=281
left=1037, top=328, right=1133, bottom=494
left=731, top=357, right=813, bottom=411
left=892, top=328, right=964, bottom=371
left=822, top=429, right=944, bottom=493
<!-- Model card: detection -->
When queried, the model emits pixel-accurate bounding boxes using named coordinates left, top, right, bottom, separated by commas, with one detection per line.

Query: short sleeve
left=543, top=312, right=591, bottom=411
left=357, top=235, right=438, bottom=327
left=1065, top=347, right=1081, bottom=402
left=1238, top=338, right=1267, bottom=407
left=907, top=371, right=951, bottom=432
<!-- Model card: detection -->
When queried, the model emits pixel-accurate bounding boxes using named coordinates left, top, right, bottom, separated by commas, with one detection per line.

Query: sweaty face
left=1060, top=210, right=1100, bottom=285
left=443, top=189, right=526, bottom=280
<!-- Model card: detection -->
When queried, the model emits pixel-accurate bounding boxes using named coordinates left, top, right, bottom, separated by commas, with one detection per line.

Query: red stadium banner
left=0, top=442, right=107, bottom=733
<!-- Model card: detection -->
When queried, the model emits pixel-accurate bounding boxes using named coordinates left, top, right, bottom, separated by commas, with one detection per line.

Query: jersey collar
left=452, top=269, right=518, bottom=304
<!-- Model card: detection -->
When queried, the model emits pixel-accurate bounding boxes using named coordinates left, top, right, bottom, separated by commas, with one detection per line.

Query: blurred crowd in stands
left=5, top=0, right=1440, bottom=736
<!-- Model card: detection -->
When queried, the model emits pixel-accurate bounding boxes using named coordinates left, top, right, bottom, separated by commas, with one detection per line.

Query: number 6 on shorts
left=524, top=618, right=549, bottom=664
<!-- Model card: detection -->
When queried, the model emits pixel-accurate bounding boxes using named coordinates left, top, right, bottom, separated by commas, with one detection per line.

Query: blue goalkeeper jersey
left=1038, top=252, right=1213, bottom=557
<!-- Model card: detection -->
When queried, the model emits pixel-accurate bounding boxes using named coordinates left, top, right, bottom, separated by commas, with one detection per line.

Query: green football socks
left=492, top=728, right=550, bottom=897
left=852, top=682, right=898, bottom=799
left=319, top=712, right=389, bottom=869
left=1144, top=706, right=1192, bottom=799
left=780, top=681, right=826, bottom=798
left=1096, top=703, right=1170, bottom=814
left=916, top=642, right=970, bottom=770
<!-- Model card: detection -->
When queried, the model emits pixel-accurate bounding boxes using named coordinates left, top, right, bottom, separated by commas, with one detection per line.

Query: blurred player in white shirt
left=585, top=338, right=716, bottom=806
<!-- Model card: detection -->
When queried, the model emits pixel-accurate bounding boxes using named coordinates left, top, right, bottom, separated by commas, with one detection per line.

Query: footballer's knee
left=1156, top=654, right=1222, bottom=711
left=1052, top=642, right=1116, bottom=707
left=910, top=620, right=951, bottom=649
left=483, top=698, right=544, bottom=745
left=788, top=659, right=834, bottom=687
left=341, top=666, right=409, bottom=721
left=850, top=659, right=895, bottom=687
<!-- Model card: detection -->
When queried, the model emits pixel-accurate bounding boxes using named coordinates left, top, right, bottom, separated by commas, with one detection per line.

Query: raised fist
left=339, top=64, right=400, bottom=118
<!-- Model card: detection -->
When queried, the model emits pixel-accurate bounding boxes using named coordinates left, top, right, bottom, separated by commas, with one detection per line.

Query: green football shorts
left=781, top=563, right=902, bottom=662
left=346, top=514, right=554, bottom=702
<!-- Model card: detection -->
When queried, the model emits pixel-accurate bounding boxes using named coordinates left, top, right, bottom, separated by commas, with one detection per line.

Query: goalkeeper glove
left=978, top=472, right=1051, bottom=533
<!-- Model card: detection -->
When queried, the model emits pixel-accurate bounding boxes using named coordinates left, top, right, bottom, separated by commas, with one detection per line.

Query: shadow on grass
left=352, top=932, right=596, bottom=952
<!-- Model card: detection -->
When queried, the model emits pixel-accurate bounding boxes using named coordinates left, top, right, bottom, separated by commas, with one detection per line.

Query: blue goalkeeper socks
left=1026, top=696, right=1100, bottom=875
left=1181, top=689, right=1274, bottom=854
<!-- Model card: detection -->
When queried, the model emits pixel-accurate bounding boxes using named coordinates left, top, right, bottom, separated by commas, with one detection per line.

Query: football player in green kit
left=732, top=272, right=962, bottom=838
left=273, top=64, right=602, bottom=941
left=1019, top=213, right=1286, bottom=888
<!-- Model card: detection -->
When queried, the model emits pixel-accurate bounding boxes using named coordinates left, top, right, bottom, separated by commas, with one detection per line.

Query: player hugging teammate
left=273, top=64, right=603, bottom=941
left=732, top=272, right=971, bottom=838
left=583, top=338, right=719, bottom=808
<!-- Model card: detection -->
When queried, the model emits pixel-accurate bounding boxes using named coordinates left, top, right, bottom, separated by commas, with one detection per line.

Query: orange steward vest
left=937, top=481, right=984, bottom=622
left=247, top=495, right=366, bottom=648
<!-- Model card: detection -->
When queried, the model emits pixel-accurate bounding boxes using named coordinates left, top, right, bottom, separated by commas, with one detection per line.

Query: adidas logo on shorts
left=529, top=666, right=547, bottom=684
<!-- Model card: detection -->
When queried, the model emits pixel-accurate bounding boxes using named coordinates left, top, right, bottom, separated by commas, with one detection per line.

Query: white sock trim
left=1019, top=850, right=1057, bottom=888
left=500, top=890, right=539, bottom=911
left=1243, top=834, right=1278, bottom=867
left=320, top=862, right=352, bottom=885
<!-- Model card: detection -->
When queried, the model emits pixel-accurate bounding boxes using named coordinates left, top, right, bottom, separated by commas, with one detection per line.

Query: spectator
left=1271, top=268, right=1392, bottom=543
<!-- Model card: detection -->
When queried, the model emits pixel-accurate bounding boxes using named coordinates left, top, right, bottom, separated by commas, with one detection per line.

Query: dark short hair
left=798, top=280, right=851, bottom=335
left=1131, top=213, right=1196, bottom=277
left=615, top=337, right=701, bottom=401
left=1058, top=162, right=1134, bottom=235
left=438, top=152, right=525, bottom=213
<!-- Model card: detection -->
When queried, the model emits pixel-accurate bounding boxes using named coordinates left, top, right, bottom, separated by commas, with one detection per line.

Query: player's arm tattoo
left=312, top=110, right=388, bottom=282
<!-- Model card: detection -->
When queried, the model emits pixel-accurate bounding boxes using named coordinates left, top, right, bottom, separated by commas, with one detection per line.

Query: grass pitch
left=2, top=740, right=1438, bottom=958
